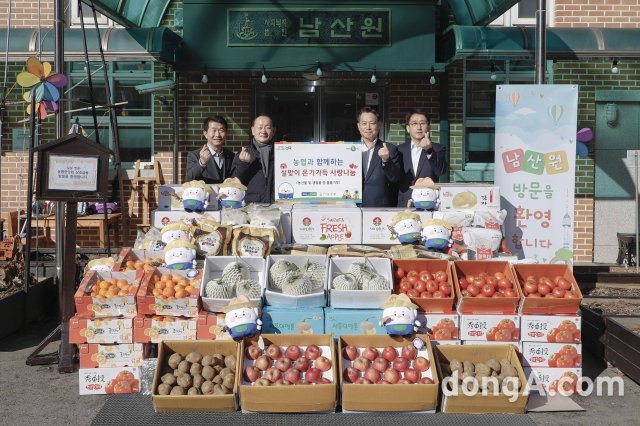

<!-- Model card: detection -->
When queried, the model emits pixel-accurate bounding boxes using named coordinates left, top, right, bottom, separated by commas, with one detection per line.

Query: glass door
left=256, top=88, right=316, bottom=142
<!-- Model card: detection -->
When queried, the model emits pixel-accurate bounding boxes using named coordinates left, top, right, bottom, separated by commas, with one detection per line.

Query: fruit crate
left=328, top=257, right=392, bottom=309
left=74, top=270, right=142, bottom=319
left=137, top=267, right=202, bottom=317
left=512, top=264, right=582, bottom=315
left=392, top=259, right=457, bottom=313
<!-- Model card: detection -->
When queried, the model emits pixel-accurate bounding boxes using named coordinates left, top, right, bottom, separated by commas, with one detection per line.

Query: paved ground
left=1, top=318, right=639, bottom=425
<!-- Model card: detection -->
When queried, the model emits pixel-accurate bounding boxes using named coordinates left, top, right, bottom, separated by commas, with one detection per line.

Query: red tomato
left=525, top=275, right=537, bottom=283
left=426, top=280, right=439, bottom=293
left=493, top=291, right=503, bottom=298
left=503, top=289, right=517, bottom=297
left=494, top=329, right=513, bottom=341
left=557, top=278, right=572, bottom=291
left=434, top=270, right=448, bottom=282
left=553, top=275, right=564, bottom=285
left=399, top=280, right=412, bottom=292
left=556, top=354, right=575, bottom=368
left=478, top=272, right=489, bottom=279
left=460, top=290, right=471, bottom=297
left=439, top=282, right=452, bottom=296
left=459, top=278, right=469, bottom=290
left=420, top=291, right=432, bottom=298
left=555, top=329, right=574, bottom=343
left=493, top=272, right=506, bottom=280
left=497, top=319, right=517, bottom=333
left=465, top=274, right=475, bottom=283
left=394, top=267, right=406, bottom=279
left=481, top=284, right=495, bottom=297
left=406, top=270, right=418, bottom=279
left=558, top=320, right=578, bottom=334
left=559, top=345, right=578, bottom=358
left=538, top=283, right=552, bottom=296
left=485, top=276, right=498, bottom=288
left=419, top=270, right=432, bottom=282
left=548, top=353, right=558, bottom=368
left=415, top=280, right=427, bottom=293
left=467, top=283, right=480, bottom=297
left=438, top=318, right=457, bottom=331
left=432, top=291, right=443, bottom=298
left=433, top=328, right=453, bottom=340
left=524, top=281, right=538, bottom=295
left=472, top=276, right=486, bottom=287
left=565, top=291, right=580, bottom=299
left=552, top=287, right=567, bottom=298
left=498, top=278, right=513, bottom=290
left=486, top=327, right=497, bottom=341
left=407, top=275, right=419, bottom=285
left=407, top=289, right=420, bottom=298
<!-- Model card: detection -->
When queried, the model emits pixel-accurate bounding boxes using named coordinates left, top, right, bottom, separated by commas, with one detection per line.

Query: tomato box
left=264, top=254, right=328, bottom=308
left=338, top=334, right=439, bottom=412
left=196, top=312, right=232, bottom=340
left=113, top=248, right=164, bottom=272
left=137, top=267, right=202, bottom=317
left=460, top=314, right=520, bottom=342
left=133, top=315, right=197, bottom=343
left=200, top=256, right=266, bottom=313
left=392, top=259, right=457, bottom=313
left=74, top=270, right=142, bottom=319
left=328, top=257, right=392, bottom=309
left=69, top=316, right=134, bottom=344
left=512, top=264, right=583, bottom=315
left=524, top=367, right=582, bottom=394
left=240, top=334, right=337, bottom=413
left=416, top=312, right=459, bottom=340
left=452, top=260, right=522, bottom=314
left=79, top=367, right=140, bottom=395
left=78, top=343, right=145, bottom=368
left=520, top=315, right=581, bottom=343
left=521, top=342, right=582, bottom=368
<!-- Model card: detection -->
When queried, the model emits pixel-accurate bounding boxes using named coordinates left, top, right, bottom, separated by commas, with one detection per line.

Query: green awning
left=441, top=25, right=640, bottom=61
left=0, top=27, right=181, bottom=63
left=79, top=0, right=171, bottom=28
left=445, top=0, right=521, bottom=27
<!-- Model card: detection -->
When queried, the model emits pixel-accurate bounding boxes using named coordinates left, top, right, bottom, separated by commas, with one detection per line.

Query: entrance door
left=593, top=91, right=640, bottom=263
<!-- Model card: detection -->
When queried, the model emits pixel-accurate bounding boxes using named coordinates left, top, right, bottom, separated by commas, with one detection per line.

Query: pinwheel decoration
left=17, top=56, right=68, bottom=120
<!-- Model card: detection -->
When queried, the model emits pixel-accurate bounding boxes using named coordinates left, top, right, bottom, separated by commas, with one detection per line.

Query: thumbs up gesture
left=378, top=142, right=390, bottom=162
left=239, top=146, right=251, bottom=163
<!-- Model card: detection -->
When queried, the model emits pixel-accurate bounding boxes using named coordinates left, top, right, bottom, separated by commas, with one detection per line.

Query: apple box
left=264, top=255, right=328, bottom=308
left=240, top=334, right=337, bottom=413
left=361, top=208, right=433, bottom=245
left=328, top=257, right=392, bottom=308
left=324, top=308, right=386, bottom=338
left=133, top=315, right=197, bottom=343
left=393, top=259, right=456, bottom=313
left=416, top=312, right=459, bottom=341
left=113, top=248, right=164, bottom=272
left=338, top=334, right=439, bottom=411
left=196, top=312, right=232, bottom=340
left=153, top=340, right=241, bottom=412
left=78, top=343, right=145, bottom=368
left=460, top=314, right=520, bottom=342
left=69, top=316, right=133, bottom=344
left=200, top=257, right=266, bottom=313
left=513, top=264, right=583, bottom=315
left=521, top=342, right=582, bottom=368
left=151, top=209, right=222, bottom=229
left=74, top=270, right=142, bottom=319
left=262, top=306, right=324, bottom=335
left=79, top=367, right=140, bottom=395
left=438, top=184, right=500, bottom=211
left=524, top=367, right=582, bottom=394
left=291, top=205, right=362, bottom=245
left=157, top=184, right=220, bottom=211
left=520, top=315, right=581, bottom=343
left=137, top=267, right=201, bottom=317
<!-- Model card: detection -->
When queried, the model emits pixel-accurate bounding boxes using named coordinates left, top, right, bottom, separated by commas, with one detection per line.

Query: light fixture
left=316, top=62, right=323, bottom=78
left=429, top=66, right=436, bottom=85
left=201, top=66, right=209, bottom=84
left=552, top=59, right=558, bottom=70
left=611, top=60, right=619, bottom=74
left=490, top=62, right=497, bottom=80
left=370, top=66, right=377, bottom=84
left=261, top=66, right=268, bottom=84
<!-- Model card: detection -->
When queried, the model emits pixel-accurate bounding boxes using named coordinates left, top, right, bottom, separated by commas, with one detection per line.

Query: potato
left=168, top=353, right=183, bottom=370
left=222, top=374, right=235, bottom=390
left=463, top=361, right=475, bottom=373
left=178, top=360, right=191, bottom=374
left=485, top=378, right=499, bottom=393
left=213, top=365, right=223, bottom=374
left=202, top=366, right=215, bottom=381
left=192, top=374, right=205, bottom=390
left=185, top=352, right=203, bottom=364
left=212, top=354, right=225, bottom=367
left=499, top=358, right=512, bottom=368
left=213, top=384, right=226, bottom=394
left=461, top=371, right=475, bottom=381
left=161, top=373, right=177, bottom=386
left=221, top=384, right=232, bottom=394
left=170, top=386, right=186, bottom=395
left=201, top=355, right=215, bottom=367
left=212, top=374, right=223, bottom=384
left=187, top=387, right=202, bottom=395
left=501, top=365, right=518, bottom=378
left=219, top=367, right=233, bottom=378
left=157, top=383, right=172, bottom=395
left=190, top=362, right=203, bottom=376
left=462, top=377, right=478, bottom=392
left=449, top=359, right=463, bottom=375
left=475, top=363, right=491, bottom=376
left=177, top=373, right=193, bottom=389
left=173, top=369, right=181, bottom=377
left=486, top=359, right=501, bottom=373
left=201, top=380, right=214, bottom=395
left=502, top=376, right=521, bottom=393
left=224, top=355, right=237, bottom=371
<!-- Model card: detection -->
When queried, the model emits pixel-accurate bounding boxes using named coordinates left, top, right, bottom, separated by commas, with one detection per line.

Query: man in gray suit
left=185, top=115, right=236, bottom=184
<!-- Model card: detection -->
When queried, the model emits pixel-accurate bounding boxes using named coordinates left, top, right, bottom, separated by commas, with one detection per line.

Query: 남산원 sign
left=48, top=154, right=99, bottom=192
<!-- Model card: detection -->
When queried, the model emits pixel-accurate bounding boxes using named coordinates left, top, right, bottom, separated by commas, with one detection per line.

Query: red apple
left=343, top=367, right=360, bottom=383
left=293, top=356, right=310, bottom=372
left=419, top=377, right=434, bottom=384
left=266, top=343, right=282, bottom=360
left=273, top=379, right=291, bottom=386
left=284, top=345, right=302, bottom=361
left=244, top=365, right=260, bottom=383
left=393, top=356, right=409, bottom=372
left=381, top=346, right=398, bottom=362
left=275, top=356, right=292, bottom=372
left=315, top=356, right=332, bottom=372
left=316, top=377, right=332, bottom=385
left=284, top=368, right=301, bottom=384
left=401, top=344, right=417, bottom=360
left=264, top=366, right=281, bottom=382
left=373, top=357, right=389, bottom=373
left=364, top=367, right=381, bottom=383
left=413, top=356, right=430, bottom=372
left=353, top=356, right=371, bottom=372
left=404, top=368, right=420, bottom=383
left=342, top=345, right=358, bottom=361
left=296, top=379, right=309, bottom=386
left=255, top=355, right=271, bottom=371
left=397, top=379, right=412, bottom=384
left=362, top=347, right=379, bottom=362
left=355, top=377, right=373, bottom=385
left=246, top=344, right=262, bottom=360
left=304, top=345, right=321, bottom=360
left=255, top=378, right=271, bottom=386
left=383, top=368, right=400, bottom=384
left=305, top=367, right=322, bottom=383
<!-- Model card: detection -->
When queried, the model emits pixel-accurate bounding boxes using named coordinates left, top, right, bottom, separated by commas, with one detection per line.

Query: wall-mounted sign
left=48, top=154, right=99, bottom=192
left=228, top=9, right=390, bottom=46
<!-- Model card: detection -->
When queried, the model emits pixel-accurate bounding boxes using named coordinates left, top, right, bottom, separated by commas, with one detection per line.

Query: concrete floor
left=1, top=318, right=639, bottom=425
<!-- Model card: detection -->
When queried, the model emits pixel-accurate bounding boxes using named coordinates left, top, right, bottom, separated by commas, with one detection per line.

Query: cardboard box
left=324, top=308, right=386, bottom=338
left=416, top=312, right=459, bottom=340
left=452, top=260, right=522, bottom=314
left=338, top=334, right=439, bottom=411
left=431, top=340, right=462, bottom=346
left=79, top=367, right=140, bottom=395
left=196, top=312, right=232, bottom=340
left=512, top=264, right=583, bottom=315
left=361, top=208, right=433, bottom=245
left=521, top=342, right=582, bottom=368
left=438, top=184, right=500, bottom=211
left=392, top=259, right=456, bottom=313
left=157, top=184, right=220, bottom=211
left=460, top=314, right=520, bottom=342
left=461, top=341, right=522, bottom=355
left=151, top=210, right=222, bottom=229
left=291, top=205, right=362, bottom=245
left=262, top=306, right=324, bottom=334
left=240, top=334, right=337, bottom=413
left=264, top=255, right=328, bottom=308
left=113, top=248, right=164, bottom=272
left=434, top=344, right=529, bottom=413
left=328, top=257, right=392, bottom=308
left=69, top=316, right=134, bottom=344
left=200, top=257, right=266, bottom=313
left=78, top=343, right=144, bottom=368
left=137, top=267, right=202, bottom=317
left=153, top=340, right=240, bottom=412
left=524, top=367, right=582, bottom=394
left=520, top=315, right=581, bottom=343
left=74, top=270, right=142, bottom=319
left=133, top=315, right=197, bottom=343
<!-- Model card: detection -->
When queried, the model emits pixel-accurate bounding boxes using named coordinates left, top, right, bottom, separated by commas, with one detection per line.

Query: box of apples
left=137, top=267, right=202, bottom=317
left=74, top=270, right=143, bottom=319
left=338, top=334, right=439, bottom=412
left=239, top=334, right=337, bottom=413
left=512, top=264, right=583, bottom=315
left=452, top=260, right=522, bottom=314
left=392, top=259, right=457, bottom=313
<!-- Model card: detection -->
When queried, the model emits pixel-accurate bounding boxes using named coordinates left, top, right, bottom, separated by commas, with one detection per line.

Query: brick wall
left=555, top=0, right=640, bottom=28
left=0, top=0, right=54, bottom=28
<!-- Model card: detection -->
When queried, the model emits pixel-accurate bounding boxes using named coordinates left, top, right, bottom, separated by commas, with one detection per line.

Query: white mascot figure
left=218, top=177, right=247, bottom=209
left=222, top=295, right=262, bottom=341
left=389, top=211, right=422, bottom=244
left=181, top=180, right=213, bottom=213
left=163, top=239, right=197, bottom=270
left=409, top=177, right=440, bottom=211
left=379, top=294, right=421, bottom=337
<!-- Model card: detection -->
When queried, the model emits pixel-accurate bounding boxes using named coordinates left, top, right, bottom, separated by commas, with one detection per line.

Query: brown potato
left=177, top=373, right=193, bottom=389
left=201, top=355, right=215, bottom=367
left=157, top=383, right=172, bottom=395
left=178, top=360, right=191, bottom=374
left=187, top=387, right=202, bottom=395
left=213, top=384, right=225, bottom=394
left=202, top=366, right=215, bottom=381
left=192, top=374, right=205, bottom=390
left=185, top=351, right=203, bottom=364
left=201, top=380, right=214, bottom=395
left=224, top=355, right=236, bottom=371
left=222, top=374, right=235, bottom=390
left=190, top=362, right=203, bottom=376
left=170, top=386, right=186, bottom=395
left=161, top=373, right=177, bottom=386
left=168, top=353, right=183, bottom=370
left=486, top=359, right=501, bottom=373
left=212, top=374, right=223, bottom=384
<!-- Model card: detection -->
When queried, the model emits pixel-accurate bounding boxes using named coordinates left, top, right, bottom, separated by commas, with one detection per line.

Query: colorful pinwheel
left=17, top=56, right=68, bottom=119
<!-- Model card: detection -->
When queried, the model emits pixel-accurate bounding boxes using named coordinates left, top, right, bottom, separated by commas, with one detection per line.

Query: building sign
left=494, top=85, right=578, bottom=266
left=274, top=142, right=362, bottom=202
left=228, top=9, right=390, bottom=46
left=48, top=154, right=99, bottom=192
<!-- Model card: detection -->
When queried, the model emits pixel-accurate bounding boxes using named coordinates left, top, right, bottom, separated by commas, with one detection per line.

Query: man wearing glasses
left=397, top=109, right=447, bottom=208
left=185, top=115, right=236, bottom=184
left=232, top=114, right=277, bottom=203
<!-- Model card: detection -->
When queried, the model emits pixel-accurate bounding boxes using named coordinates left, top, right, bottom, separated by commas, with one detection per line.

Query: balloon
left=548, top=104, right=563, bottom=124
left=509, top=92, right=520, bottom=107
left=576, top=127, right=593, bottom=142
left=576, top=142, right=588, bottom=158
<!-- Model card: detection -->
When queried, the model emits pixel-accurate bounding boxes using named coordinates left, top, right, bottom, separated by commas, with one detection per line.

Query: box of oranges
left=74, top=270, right=143, bottom=319
left=133, top=315, right=198, bottom=343
left=113, top=248, right=164, bottom=272
left=137, top=267, right=202, bottom=317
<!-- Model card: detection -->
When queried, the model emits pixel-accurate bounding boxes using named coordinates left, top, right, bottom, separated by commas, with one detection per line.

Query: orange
left=162, top=287, right=175, bottom=298
left=174, top=289, right=186, bottom=298
left=184, top=286, right=194, bottom=295
left=164, top=280, right=175, bottom=289
left=99, top=280, right=110, bottom=290
left=154, top=281, right=166, bottom=290
left=118, top=290, right=128, bottom=296
left=160, top=274, right=172, bottom=282
left=152, top=288, right=163, bottom=298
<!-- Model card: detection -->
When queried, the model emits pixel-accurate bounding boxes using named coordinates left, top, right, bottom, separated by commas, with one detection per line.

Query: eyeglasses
left=409, top=122, right=428, bottom=128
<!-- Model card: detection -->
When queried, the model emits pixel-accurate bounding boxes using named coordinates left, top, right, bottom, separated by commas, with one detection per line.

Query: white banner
left=48, top=154, right=99, bottom=192
left=494, top=85, right=578, bottom=265
left=274, top=142, right=362, bottom=202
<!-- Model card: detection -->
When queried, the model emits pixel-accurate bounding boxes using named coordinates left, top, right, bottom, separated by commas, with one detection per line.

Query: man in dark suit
left=232, top=114, right=276, bottom=204
left=358, top=107, right=402, bottom=207
left=397, top=109, right=447, bottom=208
left=185, top=115, right=235, bottom=184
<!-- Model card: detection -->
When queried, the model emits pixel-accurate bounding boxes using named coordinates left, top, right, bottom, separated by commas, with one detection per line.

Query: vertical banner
left=494, top=85, right=578, bottom=266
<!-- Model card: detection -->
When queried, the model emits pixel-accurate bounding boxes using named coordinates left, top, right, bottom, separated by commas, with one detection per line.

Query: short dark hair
left=405, top=109, right=430, bottom=126
left=203, top=115, right=228, bottom=132
left=357, top=107, right=380, bottom=122
left=252, top=114, right=274, bottom=127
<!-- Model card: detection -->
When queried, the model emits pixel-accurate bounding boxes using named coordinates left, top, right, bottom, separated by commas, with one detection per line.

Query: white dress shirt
left=361, top=139, right=376, bottom=174
left=411, top=142, right=422, bottom=176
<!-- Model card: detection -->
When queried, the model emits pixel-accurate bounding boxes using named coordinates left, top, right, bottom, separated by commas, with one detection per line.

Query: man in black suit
left=358, top=107, right=401, bottom=207
left=185, top=115, right=235, bottom=184
left=397, top=109, right=447, bottom=208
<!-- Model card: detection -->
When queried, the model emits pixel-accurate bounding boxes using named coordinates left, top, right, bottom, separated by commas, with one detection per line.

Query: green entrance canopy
left=79, top=0, right=172, bottom=28
left=441, top=25, right=640, bottom=61
left=445, top=0, right=521, bottom=27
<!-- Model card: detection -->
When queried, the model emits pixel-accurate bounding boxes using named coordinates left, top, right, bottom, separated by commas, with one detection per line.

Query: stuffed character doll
left=221, top=295, right=262, bottom=341
left=409, top=177, right=440, bottom=211
left=181, top=180, right=213, bottom=213
left=163, top=239, right=197, bottom=270
left=421, top=218, right=453, bottom=252
left=379, top=294, right=421, bottom=337
left=389, top=211, right=422, bottom=244
left=218, top=177, right=246, bottom=209
left=160, top=222, right=194, bottom=245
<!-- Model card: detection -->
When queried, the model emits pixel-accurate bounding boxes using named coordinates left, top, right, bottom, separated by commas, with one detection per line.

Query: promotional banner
left=274, top=142, right=362, bottom=202
left=494, top=85, right=578, bottom=265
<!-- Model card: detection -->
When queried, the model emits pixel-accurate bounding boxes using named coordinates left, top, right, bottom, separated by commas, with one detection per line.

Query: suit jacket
left=361, top=140, right=402, bottom=208
left=396, top=141, right=447, bottom=208
left=185, top=146, right=235, bottom=184
left=232, top=141, right=275, bottom=204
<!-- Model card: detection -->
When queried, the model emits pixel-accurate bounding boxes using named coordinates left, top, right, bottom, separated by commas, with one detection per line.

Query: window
left=70, top=0, right=118, bottom=27
left=67, top=61, right=153, bottom=166
left=490, top=0, right=552, bottom=27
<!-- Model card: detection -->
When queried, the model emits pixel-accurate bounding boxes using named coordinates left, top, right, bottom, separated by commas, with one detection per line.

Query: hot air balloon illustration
left=548, top=104, right=563, bottom=125
left=509, top=92, right=521, bottom=107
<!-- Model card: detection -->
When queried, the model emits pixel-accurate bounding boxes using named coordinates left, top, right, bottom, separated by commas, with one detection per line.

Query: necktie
left=363, top=149, right=370, bottom=177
